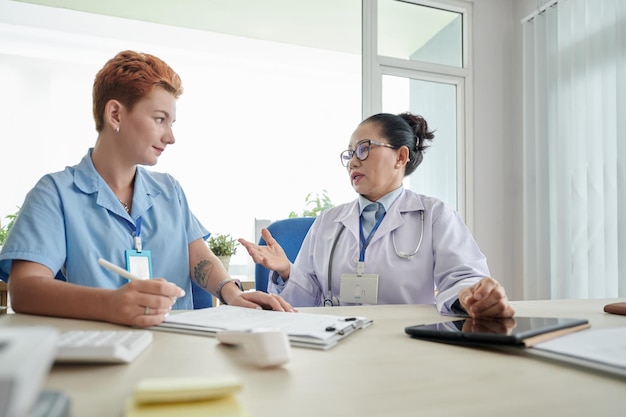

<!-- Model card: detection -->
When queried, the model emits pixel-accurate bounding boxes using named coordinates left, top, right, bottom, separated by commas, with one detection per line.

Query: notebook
left=150, top=305, right=372, bottom=350
left=404, top=316, right=590, bottom=347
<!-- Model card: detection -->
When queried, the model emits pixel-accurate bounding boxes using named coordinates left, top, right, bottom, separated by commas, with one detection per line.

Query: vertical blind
left=523, top=0, right=626, bottom=299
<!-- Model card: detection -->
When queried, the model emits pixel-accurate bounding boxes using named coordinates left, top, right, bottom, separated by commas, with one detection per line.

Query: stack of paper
left=151, top=305, right=373, bottom=350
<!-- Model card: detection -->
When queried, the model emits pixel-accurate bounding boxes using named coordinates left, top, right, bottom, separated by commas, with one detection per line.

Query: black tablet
left=405, top=316, right=590, bottom=347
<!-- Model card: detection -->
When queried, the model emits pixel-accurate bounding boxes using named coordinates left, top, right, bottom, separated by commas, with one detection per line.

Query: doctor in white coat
left=240, top=112, right=514, bottom=318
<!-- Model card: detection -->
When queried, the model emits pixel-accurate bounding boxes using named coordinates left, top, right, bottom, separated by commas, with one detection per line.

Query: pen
left=97, top=258, right=145, bottom=281
left=98, top=258, right=185, bottom=300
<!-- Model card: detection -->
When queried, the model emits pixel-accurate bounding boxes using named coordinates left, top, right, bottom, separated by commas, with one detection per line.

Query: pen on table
left=97, top=258, right=144, bottom=281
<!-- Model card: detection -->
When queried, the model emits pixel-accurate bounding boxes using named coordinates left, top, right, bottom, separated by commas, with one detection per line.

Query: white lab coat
left=269, top=189, right=490, bottom=315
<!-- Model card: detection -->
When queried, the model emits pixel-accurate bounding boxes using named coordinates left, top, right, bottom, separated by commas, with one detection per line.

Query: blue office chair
left=0, top=270, right=73, bottom=283
left=51, top=269, right=213, bottom=308
left=255, top=217, right=315, bottom=292
left=0, top=270, right=67, bottom=312
left=191, top=281, right=213, bottom=309
left=57, top=268, right=213, bottom=309
left=54, top=270, right=214, bottom=309
left=2, top=267, right=212, bottom=309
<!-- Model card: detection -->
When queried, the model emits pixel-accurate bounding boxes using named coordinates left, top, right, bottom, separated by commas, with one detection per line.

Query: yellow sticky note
left=124, top=395, right=249, bottom=417
left=133, top=376, right=242, bottom=404
left=125, top=376, right=248, bottom=417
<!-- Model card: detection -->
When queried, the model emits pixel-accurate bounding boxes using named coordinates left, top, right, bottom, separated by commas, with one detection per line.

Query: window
left=382, top=74, right=459, bottom=208
left=378, top=0, right=463, bottom=67
left=0, top=0, right=470, bottom=280
left=364, top=0, right=470, bottom=218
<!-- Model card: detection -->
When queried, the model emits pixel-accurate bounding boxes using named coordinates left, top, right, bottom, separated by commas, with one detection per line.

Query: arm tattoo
left=193, top=259, right=214, bottom=290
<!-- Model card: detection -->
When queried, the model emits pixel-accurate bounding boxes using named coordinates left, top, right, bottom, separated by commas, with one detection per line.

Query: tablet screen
left=405, top=317, right=589, bottom=346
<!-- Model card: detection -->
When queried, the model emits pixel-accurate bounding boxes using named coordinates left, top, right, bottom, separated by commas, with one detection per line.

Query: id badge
left=339, top=273, right=379, bottom=304
left=125, top=249, right=152, bottom=279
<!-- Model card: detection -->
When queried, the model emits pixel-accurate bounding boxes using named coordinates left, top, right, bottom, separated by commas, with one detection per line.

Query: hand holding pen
left=98, top=258, right=186, bottom=326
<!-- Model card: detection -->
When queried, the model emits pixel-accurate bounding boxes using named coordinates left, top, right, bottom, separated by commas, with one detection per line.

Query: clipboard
left=150, top=305, right=373, bottom=350
left=404, top=316, right=590, bottom=347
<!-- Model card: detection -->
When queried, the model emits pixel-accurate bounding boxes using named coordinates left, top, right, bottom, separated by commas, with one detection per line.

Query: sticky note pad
left=132, top=376, right=242, bottom=404
left=124, top=395, right=249, bottom=417
left=125, top=376, right=248, bottom=417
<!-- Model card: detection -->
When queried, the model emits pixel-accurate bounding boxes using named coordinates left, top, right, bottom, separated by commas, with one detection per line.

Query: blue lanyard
left=133, top=216, right=143, bottom=252
left=359, top=213, right=385, bottom=262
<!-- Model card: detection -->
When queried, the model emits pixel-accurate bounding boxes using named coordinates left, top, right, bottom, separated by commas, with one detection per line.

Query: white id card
left=125, top=250, right=152, bottom=279
left=339, top=273, right=379, bottom=304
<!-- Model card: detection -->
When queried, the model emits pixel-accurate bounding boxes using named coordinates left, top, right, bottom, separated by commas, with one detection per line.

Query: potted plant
left=0, top=208, right=18, bottom=314
left=289, top=189, right=334, bottom=218
left=206, top=233, right=239, bottom=271
left=0, top=207, right=19, bottom=248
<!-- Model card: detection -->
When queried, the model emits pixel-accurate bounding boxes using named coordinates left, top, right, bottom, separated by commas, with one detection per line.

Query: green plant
left=289, top=189, right=334, bottom=218
left=207, top=233, right=239, bottom=257
left=0, top=207, right=20, bottom=246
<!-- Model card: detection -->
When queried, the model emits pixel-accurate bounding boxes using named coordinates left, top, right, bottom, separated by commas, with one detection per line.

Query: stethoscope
left=323, top=209, right=425, bottom=307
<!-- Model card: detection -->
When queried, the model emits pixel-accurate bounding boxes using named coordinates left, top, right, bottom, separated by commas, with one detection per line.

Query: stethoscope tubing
left=392, top=210, right=424, bottom=259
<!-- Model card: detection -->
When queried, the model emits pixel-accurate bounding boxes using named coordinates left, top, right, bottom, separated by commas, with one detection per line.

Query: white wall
left=469, top=0, right=537, bottom=301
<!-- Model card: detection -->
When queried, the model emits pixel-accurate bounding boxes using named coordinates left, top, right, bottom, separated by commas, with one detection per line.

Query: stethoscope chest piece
left=323, top=296, right=340, bottom=307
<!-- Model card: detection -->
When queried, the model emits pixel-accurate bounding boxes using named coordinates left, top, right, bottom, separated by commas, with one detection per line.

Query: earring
left=115, top=126, right=120, bottom=133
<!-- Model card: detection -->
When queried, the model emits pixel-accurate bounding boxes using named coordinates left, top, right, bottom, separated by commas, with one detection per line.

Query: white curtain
left=523, top=0, right=626, bottom=300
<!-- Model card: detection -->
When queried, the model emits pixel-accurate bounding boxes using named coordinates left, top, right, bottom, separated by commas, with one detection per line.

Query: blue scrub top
left=0, top=149, right=209, bottom=309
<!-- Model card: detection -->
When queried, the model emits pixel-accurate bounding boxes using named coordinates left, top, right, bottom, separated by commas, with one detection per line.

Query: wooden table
left=1, top=298, right=625, bottom=417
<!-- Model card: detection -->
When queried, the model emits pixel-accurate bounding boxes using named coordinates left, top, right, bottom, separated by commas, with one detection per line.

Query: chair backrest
left=0, top=280, right=7, bottom=314
left=60, top=263, right=212, bottom=309
left=1, top=266, right=212, bottom=309
left=255, top=217, right=315, bottom=292
left=191, top=281, right=213, bottom=309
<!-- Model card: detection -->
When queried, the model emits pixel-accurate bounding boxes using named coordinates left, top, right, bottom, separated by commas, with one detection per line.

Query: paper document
left=152, top=305, right=373, bottom=350
left=531, top=327, right=626, bottom=377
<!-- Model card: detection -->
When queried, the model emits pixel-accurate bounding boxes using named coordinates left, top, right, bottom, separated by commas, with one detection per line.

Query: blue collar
left=72, top=148, right=163, bottom=219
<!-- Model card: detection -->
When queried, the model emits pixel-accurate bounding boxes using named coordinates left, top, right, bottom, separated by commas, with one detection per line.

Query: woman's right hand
left=238, top=228, right=291, bottom=280
left=107, top=278, right=184, bottom=327
left=8, top=260, right=184, bottom=327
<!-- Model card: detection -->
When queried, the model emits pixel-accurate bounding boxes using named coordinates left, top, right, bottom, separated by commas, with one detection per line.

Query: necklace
left=119, top=200, right=130, bottom=214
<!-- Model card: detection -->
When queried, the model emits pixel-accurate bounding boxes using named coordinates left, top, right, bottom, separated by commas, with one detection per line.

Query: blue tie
left=362, top=202, right=385, bottom=236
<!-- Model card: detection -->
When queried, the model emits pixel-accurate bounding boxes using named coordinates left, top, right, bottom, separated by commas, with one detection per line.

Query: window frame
left=362, top=0, right=473, bottom=227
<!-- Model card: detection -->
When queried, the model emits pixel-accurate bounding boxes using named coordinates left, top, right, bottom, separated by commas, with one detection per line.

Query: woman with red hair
left=0, top=50, right=293, bottom=326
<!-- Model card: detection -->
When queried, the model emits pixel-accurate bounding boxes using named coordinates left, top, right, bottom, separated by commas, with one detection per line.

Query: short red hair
left=92, top=50, right=183, bottom=132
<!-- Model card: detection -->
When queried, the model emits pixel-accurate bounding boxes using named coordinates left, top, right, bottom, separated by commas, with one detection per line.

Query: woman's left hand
left=226, top=290, right=297, bottom=313
left=458, top=277, right=515, bottom=318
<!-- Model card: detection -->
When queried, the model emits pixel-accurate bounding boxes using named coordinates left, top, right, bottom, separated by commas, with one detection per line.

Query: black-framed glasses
left=340, top=139, right=396, bottom=167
